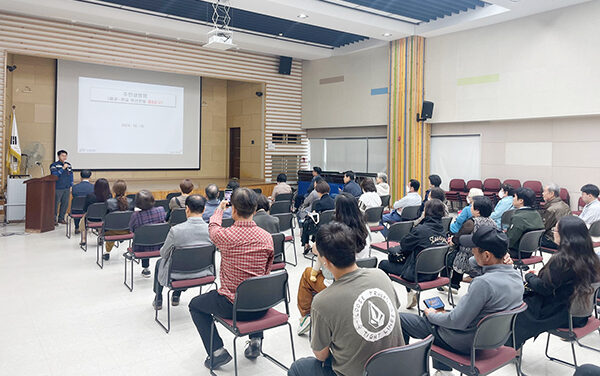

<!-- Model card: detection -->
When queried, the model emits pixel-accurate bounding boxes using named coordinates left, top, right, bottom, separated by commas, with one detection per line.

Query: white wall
left=302, top=45, right=389, bottom=129
left=425, top=1, right=600, bottom=123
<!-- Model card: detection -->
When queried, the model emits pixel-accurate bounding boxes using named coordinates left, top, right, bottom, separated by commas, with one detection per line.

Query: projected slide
left=77, top=77, right=184, bottom=155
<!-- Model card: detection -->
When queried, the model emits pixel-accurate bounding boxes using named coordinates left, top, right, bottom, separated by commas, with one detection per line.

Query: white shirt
left=358, top=192, right=382, bottom=212
left=376, top=183, right=390, bottom=196
left=392, top=192, right=422, bottom=214
left=580, top=199, right=600, bottom=227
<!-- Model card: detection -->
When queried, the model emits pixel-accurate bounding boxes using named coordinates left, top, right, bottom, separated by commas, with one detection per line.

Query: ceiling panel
left=340, top=0, right=488, bottom=22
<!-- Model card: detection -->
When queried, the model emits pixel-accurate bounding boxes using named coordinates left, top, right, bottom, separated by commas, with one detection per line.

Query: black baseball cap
left=460, top=226, right=508, bottom=257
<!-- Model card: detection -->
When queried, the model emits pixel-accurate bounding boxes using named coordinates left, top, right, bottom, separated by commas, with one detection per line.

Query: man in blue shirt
left=202, top=183, right=232, bottom=222
left=340, top=170, right=362, bottom=198
left=71, top=169, right=94, bottom=232
left=490, top=184, right=514, bottom=230
left=50, top=149, right=73, bottom=224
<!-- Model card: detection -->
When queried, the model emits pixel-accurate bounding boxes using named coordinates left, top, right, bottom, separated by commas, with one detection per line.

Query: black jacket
left=312, top=193, right=335, bottom=213
left=400, top=216, right=448, bottom=282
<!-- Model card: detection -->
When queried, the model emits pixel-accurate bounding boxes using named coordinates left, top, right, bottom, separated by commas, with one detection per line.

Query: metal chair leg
left=66, top=215, right=71, bottom=239
left=416, top=291, right=422, bottom=315
left=96, top=236, right=104, bottom=269
left=123, top=254, right=134, bottom=292
left=545, top=333, right=578, bottom=368
left=209, top=320, right=217, bottom=376
left=80, top=225, right=88, bottom=252
left=233, top=336, right=238, bottom=376
left=155, top=289, right=172, bottom=333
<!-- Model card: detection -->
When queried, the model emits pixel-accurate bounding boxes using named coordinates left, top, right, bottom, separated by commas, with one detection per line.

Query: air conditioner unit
left=203, top=29, right=236, bottom=50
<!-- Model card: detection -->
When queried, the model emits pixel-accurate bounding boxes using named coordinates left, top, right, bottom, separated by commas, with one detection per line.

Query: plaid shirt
left=129, top=206, right=166, bottom=252
left=210, top=208, right=274, bottom=302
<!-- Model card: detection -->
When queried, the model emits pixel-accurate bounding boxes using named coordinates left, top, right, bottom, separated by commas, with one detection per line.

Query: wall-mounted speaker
left=278, top=56, right=292, bottom=75
left=417, top=101, right=434, bottom=122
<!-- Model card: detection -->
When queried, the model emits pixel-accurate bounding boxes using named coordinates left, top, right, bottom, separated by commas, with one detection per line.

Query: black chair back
left=501, top=209, right=515, bottom=230
left=234, top=271, right=289, bottom=313
left=387, top=221, right=413, bottom=242
left=70, top=196, right=87, bottom=213
left=154, top=199, right=169, bottom=213
left=270, top=201, right=291, bottom=215
left=473, top=303, right=527, bottom=351
left=272, top=233, right=285, bottom=263
left=441, top=217, right=452, bottom=234
left=364, top=335, right=433, bottom=376
left=517, top=229, right=544, bottom=255
left=365, top=206, right=385, bottom=225
left=170, top=244, right=216, bottom=276
left=126, top=193, right=136, bottom=201
left=252, top=188, right=263, bottom=194
left=589, top=220, right=600, bottom=238
left=414, top=245, right=449, bottom=280
left=222, top=217, right=235, bottom=228
left=380, top=195, right=391, bottom=207
left=401, top=205, right=421, bottom=221
left=169, top=208, right=187, bottom=226
left=103, top=211, right=133, bottom=231
left=132, top=223, right=171, bottom=248
left=275, top=193, right=293, bottom=202
left=320, top=209, right=335, bottom=225
left=356, top=257, right=378, bottom=269
left=165, top=192, right=181, bottom=202
left=274, top=213, right=293, bottom=232
left=87, top=202, right=107, bottom=221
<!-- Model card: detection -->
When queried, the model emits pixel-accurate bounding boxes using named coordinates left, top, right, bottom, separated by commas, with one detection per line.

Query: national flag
left=7, top=108, right=22, bottom=175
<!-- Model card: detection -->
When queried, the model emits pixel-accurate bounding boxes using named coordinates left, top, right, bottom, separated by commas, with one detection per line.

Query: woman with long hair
left=79, top=178, right=111, bottom=246
left=512, top=215, right=600, bottom=348
left=296, top=193, right=371, bottom=335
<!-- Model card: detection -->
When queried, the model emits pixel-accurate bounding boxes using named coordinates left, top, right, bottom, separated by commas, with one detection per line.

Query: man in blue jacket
left=71, top=169, right=93, bottom=232
left=50, top=149, right=73, bottom=224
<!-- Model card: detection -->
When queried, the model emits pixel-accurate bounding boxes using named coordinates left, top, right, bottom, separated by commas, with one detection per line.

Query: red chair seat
left=133, top=250, right=161, bottom=258
left=272, top=262, right=286, bottom=271
left=87, top=221, right=103, bottom=228
left=389, top=274, right=450, bottom=290
left=370, top=225, right=385, bottom=232
left=219, top=308, right=289, bottom=335
left=431, top=345, right=518, bottom=375
left=555, top=317, right=600, bottom=339
left=70, top=213, right=84, bottom=218
left=383, top=209, right=391, bottom=214
left=371, top=241, right=400, bottom=251
left=104, top=233, right=133, bottom=241
left=593, top=242, right=600, bottom=248
left=573, top=210, right=582, bottom=216
left=171, top=275, right=215, bottom=289
left=284, top=235, right=293, bottom=242
left=513, top=256, right=543, bottom=265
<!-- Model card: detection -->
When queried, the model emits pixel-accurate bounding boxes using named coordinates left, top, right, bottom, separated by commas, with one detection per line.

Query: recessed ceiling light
left=278, top=32, right=283, bottom=36
left=382, top=32, right=392, bottom=37
left=298, top=13, right=308, bottom=19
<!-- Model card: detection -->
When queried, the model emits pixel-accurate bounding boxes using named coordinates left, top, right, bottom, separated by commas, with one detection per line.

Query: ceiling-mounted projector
left=203, top=29, right=236, bottom=50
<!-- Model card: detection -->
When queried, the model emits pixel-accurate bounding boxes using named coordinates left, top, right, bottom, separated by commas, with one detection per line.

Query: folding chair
left=503, top=179, right=521, bottom=190
left=364, top=335, right=433, bottom=376
left=270, top=200, right=291, bottom=215
left=356, top=256, right=378, bottom=269
left=545, top=286, right=600, bottom=368
left=124, top=223, right=170, bottom=292
left=155, top=244, right=217, bottom=333
left=275, top=193, right=293, bottom=202
left=304, top=209, right=336, bottom=261
left=209, top=271, right=295, bottom=376
left=388, top=245, right=454, bottom=314
left=430, top=303, right=527, bottom=376
left=588, top=221, right=600, bottom=248
left=501, top=209, right=515, bottom=231
left=154, top=199, right=169, bottom=214
left=271, top=233, right=286, bottom=271
left=446, top=179, right=466, bottom=211
left=365, top=206, right=385, bottom=232
left=96, top=211, right=133, bottom=269
left=523, top=181, right=543, bottom=208
left=273, top=213, right=297, bottom=266
left=66, top=196, right=86, bottom=239
left=511, top=229, right=545, bottom=277
left=459, top=180, right=483, bottom=206
left=483, top=178, right=502, bottom=204
left=168, top=208, right=187, bottom=226
left=371, top=221, right=413, bottom=254
left=380, top=195, right=391, bottom=208
left=401, top=205, right=421, bottom=221
left=81, top=202, right=107, bottom=252
left=222, top=217, right=234, bottom=228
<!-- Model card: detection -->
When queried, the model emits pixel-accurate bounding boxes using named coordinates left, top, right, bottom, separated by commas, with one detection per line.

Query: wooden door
left=229, top=127, right=240, bottom=179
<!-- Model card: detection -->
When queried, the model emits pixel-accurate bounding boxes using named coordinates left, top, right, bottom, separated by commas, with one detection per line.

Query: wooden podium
left=24, top=175, right=58, bottom=233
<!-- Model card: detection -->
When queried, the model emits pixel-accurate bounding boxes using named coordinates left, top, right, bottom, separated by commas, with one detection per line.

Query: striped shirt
left=209, top=208, right=274, bottom=302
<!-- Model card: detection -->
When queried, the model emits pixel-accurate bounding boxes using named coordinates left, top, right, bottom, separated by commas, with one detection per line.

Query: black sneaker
left=171, top=295, right=180, bottom=306
left=153, top=297, right=163, bottom=310
left=74, top=229, right=80, bottom=235
left=244, top=339, right=262, bottom=359
left=102, top=253, right=110, bottom=261
left=204, top=350, right=233, bottom=369
left=141, top=268, right=151, bottom=278
left=303, top=245, right=311, bottom=255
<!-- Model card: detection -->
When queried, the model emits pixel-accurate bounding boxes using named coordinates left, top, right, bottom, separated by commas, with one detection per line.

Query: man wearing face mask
left=490, top=184, right=514, bottom=230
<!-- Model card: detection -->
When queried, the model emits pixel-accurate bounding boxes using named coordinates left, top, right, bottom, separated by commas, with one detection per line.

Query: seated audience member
left=414, top=187, right=448, bottom=226
left=79, top=178, right=112, bottom=246
left=380, top=179, right=422, bottom=237
left=506, top=187, right=544, bottom=259
left=169, top=178, right=194, bottom=211
left=271, top=173, right=292, bottom=202
left=152, top=194, right=212, bottom=310
left=226, top=178, right=240, bottom=191
left=401, top=226, right=523, bottom=373
left=101, top=180, right=134, bottom=260
left=423, top=174, right=442, bottom=202
left=449, top=188, right=484, bottom=234
left=579, top=184, right=600, bottom=227
left=358, top=178, right=382, bottom=212
left=301, top=180, right=335, bottom=254
left=253, top=194, right=280, bottom=234
left=490, top=183, right=514, bottom=229
left=296, top=193, right=372, bottom=335
left=128, top=190, right=166, bottom=278
left=297, top=177, right=323, bottom=224
left=188, top=188, right=274, bottom=369
left=340, top=170, right=362, bottom=198
left=378, top=199, right=448, bottom=308
left=448, top=196, right=496, bottom=290
left=376, top=172, right=390, bottom=196
left=540, top=183, right=572, bottom=249
left=296, top=166, right=323, bottom=210
left=288, top=222, right=403, bottom=376
left=71, top=169, right=94, bottom=233
left=511, top=216, right=600, bottom=349
left=202, top=184, right=232, bottom=222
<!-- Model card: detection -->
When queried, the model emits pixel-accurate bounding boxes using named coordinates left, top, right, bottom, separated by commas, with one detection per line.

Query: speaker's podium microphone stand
left=417, top=100, right=434, bottom=123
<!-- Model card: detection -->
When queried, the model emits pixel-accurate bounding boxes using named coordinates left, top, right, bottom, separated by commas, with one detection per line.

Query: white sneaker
left=440, top=286, right=459, bottom=295
left=434, top=370, right=454, bottom=376
left=297, top=315, right=311, bottom=335
left=406, top=290, right=418, bottom=309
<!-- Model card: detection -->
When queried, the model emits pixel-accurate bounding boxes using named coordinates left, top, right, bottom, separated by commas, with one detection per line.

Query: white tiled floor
left=0, top=221, right=598, bottom=375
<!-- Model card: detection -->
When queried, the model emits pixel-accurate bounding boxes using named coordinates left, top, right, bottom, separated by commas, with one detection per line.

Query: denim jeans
left=288, top=357, right=336, bottom=376
left=380, top=210, right=402, bottom=238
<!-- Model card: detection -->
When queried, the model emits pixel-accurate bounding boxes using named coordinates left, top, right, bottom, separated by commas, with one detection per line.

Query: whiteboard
left=430, top=135, right=481, bottom=190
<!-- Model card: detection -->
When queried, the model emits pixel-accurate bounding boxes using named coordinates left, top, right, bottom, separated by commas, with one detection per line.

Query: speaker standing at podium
left=50, top=149, right=73, bottom=224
